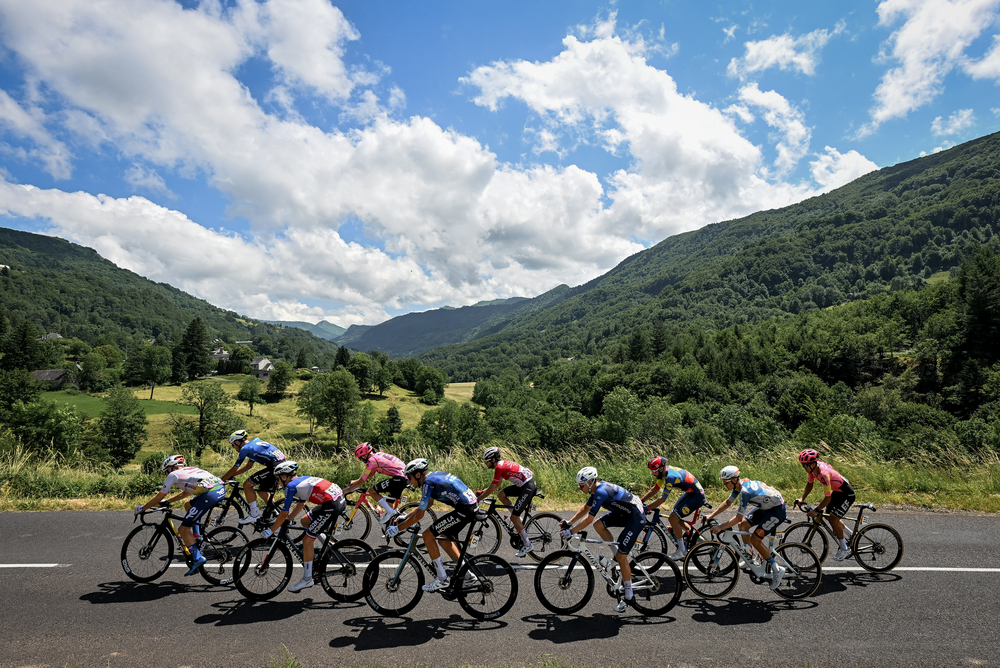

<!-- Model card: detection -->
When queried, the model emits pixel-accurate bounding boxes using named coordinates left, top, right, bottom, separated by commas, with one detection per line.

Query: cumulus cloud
left=931, top=108, right=976, bottom=135
left=727, top=22, right=845, bottom=79
left=809, top=146, right=879, bottom=191
left=0, top=89, right=72, bottom=179
left=737, top=84, right=810, bottom=175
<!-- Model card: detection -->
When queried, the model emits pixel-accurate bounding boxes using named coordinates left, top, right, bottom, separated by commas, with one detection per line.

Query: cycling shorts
left=597, top=507, right=645, bottom=555
left=671, top=490, right=706, bottom=519
left=182, top=487, right=225, bottom=527
left=430, top=506, right=477, bottom=542
left=745, top=503, right=787, bottom=537
left=248, top=467, right=278, bottom=494
left=827, top=482, right=856, bottom=519
left=502, top=479, right=537, bottom=517
left=370, top=475, right=409, bottom=501
left=304, top=497, right=346, bottom=539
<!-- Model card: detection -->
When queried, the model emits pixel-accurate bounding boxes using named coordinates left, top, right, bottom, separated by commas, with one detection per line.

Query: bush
left=141, top=451, right=170, bottom=476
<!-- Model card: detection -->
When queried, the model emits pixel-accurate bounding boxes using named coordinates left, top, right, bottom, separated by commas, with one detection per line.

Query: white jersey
left=160, top=466, right=223, bottom=496
left=728, top=479, right=784, bottom=515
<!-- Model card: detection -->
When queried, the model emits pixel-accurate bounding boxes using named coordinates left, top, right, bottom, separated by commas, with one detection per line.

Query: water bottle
left=598, top=555, right=611, bottom=571
left=531, top=503, right=538, bottom=513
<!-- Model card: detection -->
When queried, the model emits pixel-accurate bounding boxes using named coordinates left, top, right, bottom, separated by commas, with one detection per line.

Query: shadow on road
left=677, top=596, right=816, bottom=625
left=331, top=614, right=506, bottom=650
left=81, top=580, right=218, bottom=604
left=521, top=612, right=674, bottom=643
left=193, top=596, right=368, bottom=626
left=812, top=570, right=902, bottom=597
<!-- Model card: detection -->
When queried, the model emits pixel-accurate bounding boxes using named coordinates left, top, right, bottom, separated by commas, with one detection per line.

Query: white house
left=250, top=356, right=274, bottom=380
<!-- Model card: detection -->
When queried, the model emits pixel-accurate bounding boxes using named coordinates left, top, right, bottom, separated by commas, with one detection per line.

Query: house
left=31, top=369, right=70, bottom=389
left=250, top=356, right=275, bottom=380
left=210, top=347, right=230, bottom=361
left=40, top=332, right=64, bottom=342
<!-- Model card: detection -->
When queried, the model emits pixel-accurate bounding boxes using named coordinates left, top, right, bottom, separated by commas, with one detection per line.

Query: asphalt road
left=0, top=509, right=997, bottom=668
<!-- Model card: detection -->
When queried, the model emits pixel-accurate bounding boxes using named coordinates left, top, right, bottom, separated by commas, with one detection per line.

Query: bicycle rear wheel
left=233, top=538, right=294, bottom=601
left=523, top=512, right=563, bottom=562
left=627, top=551, right=683, bottom=616
left=199, top=526, right=248, bottom=586
left=683, top=542, right=739, bottom=599
left=636, top=523, right=673, bottom=564
left=317, top=538, right=375, bottom=602
left=363, top=550, right=425, bottom=616
left=456, top=554, right=518, bottom=620
left=335, top=500, right=372, bottom=542
left=853, top=523, right=903, bottom=573
left=534, top=550, right=594, bottom=615
left=770, top=542, right=822, bottom=600
left=781, top=521, right=829, bottom=562
left=465, top=514, right=502, bottom=556
left=121, top=524, right=174, bottom=583
left=393, top=503, right=438, bottom=547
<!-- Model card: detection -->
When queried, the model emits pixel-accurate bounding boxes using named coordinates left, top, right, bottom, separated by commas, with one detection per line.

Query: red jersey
left=491, top=460, right=533, bottom=487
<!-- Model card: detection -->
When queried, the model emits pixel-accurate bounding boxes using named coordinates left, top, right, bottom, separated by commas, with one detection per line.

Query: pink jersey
left=491, top=460, right=533, bottom=487
left=808, top=462, right=848, bottom=496
left=361, top=452, right=404, bottom=480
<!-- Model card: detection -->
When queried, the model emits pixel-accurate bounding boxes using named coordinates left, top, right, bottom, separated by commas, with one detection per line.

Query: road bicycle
left=636, top=503, right=713, bottom=560
left=345, top=487, right=439, bottom=544
left=782, top=501, right=903, bottom=572
left=121, top=506, right=247, bottom=586
left=533, top=529, right=682, bottom=616
left=232, top=513, right=376, bottom=602
left=682, top=521, right=822, bottom=601
left=457, top=491, right=564, bottom=561
left=362, top=499, right=519, bottom=620
left=201, top=479, right=278, bottom=534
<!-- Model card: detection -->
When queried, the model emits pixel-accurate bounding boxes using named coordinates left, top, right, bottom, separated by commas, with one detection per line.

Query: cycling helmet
left=228, top=429, right=248, bottom=445
left=354, top=442, right=373, bottom=460
left=719, top=465, right=740, bottom=481
left=575, top=466, right=598, bottom=485
left=483, top=446, right=501, bottom=463
left=274, top=461, right=299, bottom=476
left=161, top=454, right=185, bottom=473
left=403, top=458, right=429, bottom=476
left=648, top=456, right=668, bottom=472
left=798, top=449, right=819, bottom=464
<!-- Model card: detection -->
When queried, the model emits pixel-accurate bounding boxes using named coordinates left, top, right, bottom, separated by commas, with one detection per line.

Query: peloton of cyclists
left=795, top=448, right=856, bottom=560
left=475, top=446, right=538, bottom=557
left=218, top=429, right=287, bottom=526
left=134, top=454, right=225, bottom=576
left=640, top=456, right=706, bottom=562
left=341, top=442, right=408, bottom=532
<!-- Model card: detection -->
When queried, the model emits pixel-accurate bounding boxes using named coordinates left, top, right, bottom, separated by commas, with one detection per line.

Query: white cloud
left=738, top=84, right=811, bottom=175
left=728, top=22, right=845, bottom=79
left=965, top=34, right=1000, bottom=79
left=931, top=108, right=976, bottom=134
left=124, top=164, right=174, bottom=197
left=863, top=0, right=1000, bottom=135
left=0, top=89, right=72, bottom=179
left=809, top=146, right=879, bottom=191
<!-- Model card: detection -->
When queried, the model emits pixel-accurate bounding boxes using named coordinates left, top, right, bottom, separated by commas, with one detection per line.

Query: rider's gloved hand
left=261, top=528, right=273, bottom=538
left=134, top=506, right=144, bottom=515
left=560, top=529, right=572, bottom=539
left=385, top=526, right=399, bottom=538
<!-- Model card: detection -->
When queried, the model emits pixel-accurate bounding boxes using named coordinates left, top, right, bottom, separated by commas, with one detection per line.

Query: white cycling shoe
left=422, top=577, right=450, bottom=592
left=238, top=515, right=259, bottom=525
left=613, top=597, right=631, bottom=613
left=769, top=565, right=786, bottom=590
left=667, top=549, right=686, bottom=561
left=834, top=547, right=851, bottom=561
left=288, top=577, right=314, bottom=592
left=515, top=543, right=535, bottom=558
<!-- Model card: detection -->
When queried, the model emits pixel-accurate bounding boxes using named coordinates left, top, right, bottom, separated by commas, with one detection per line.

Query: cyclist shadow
left=522, top=613, right=674, bottom=643
left=193, top=596, right=363, bottom=626
left=813, top=570, right=902, bottom=597
left=80, top=580, right=216, bottom=604
left=677, top=596, right=816, bottom=625
left=331, top=614, right=506, bottom=650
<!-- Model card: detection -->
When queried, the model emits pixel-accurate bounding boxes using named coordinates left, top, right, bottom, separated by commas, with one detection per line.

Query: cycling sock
left=378, top=499, right=395, bottom=515
left=839, top=538, right=849, bottom=550
left=766, top=556, right=776, bottom=567
left=303, top=560, right=313, bottom=580
left=843, top=527, right=853, bottom=540
left=433, top=557, right=448, bottom=581
left=249, top=501, right=259, bottom=517
left=189, top=544, right=203, bottom=561
left=623, top=580, right=633, bottom=600
left=519, top=529, right=529, bottom=542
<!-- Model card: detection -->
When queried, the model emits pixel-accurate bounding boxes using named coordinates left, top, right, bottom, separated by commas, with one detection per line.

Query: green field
left=42, top=391, right=199, bottom=418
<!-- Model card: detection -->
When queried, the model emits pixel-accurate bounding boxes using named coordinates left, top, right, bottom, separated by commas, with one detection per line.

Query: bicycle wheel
left=781, top=521, right=829, bottom=562
left=393, top=503, right=438, bottom=547
left=335, top=500, right=372, bottom=542
left=637, top=522, right=673, bottom=557
left=317, top=538, right=375, bottom=602
left=627, top=551, right=683, bottom=616
left=465, top=514, right=502, bottom=556
left=363, top=550, right=425, bottom=616
left=204, top=497, right=246, bottom=531
left=199, top=526, right=248, bottom=586
left=770, top=542, right=822, bottom=600
left=233, top=538, right=294, bottom=601
left=534, top=550, right=594, bottom=615
left=456, top=554, right=518, bottom=620
left=683, top=542, right=739, bottom=599
left=853, top=523, right=903, bottom=573
left=523, top=512, right=564, bottom=562
left=121, top=524, right=174, bottom=583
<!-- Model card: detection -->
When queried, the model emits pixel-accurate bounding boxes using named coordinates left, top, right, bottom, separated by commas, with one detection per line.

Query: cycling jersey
left=282, top=476, right=344, bottom=512
left=491, top=460, right=533, bottom=487
left=587, top=482, right=644, bottom=517
left=728, top=479, right=784, bottom=516
left=657, top=467, right=704, bottom=499
left=418, top=471, right=477, bottom=510
left=160, top=467, right=223, bottom=496
left=808, top=462, right=849, bottom=496
left=360, top=452, right=404, bottom=481
left=235, top=438, right=287, bottom=467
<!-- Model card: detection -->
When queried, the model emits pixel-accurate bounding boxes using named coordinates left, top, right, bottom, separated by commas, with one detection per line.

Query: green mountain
left=0, top=228, right=341, bottom=364
left=263, top=319, right=347, bottom=341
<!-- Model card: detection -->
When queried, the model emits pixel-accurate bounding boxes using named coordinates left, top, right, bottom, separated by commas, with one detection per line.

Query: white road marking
left=0, top=564, right=70, bottom=568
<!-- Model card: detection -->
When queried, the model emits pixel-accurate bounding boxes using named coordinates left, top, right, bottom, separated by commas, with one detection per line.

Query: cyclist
left=134, top=455, right=225, bottom=576
left=385, top=459, right=479, bottom=593
left=641, top=456, right=706, bottom=561
left=705, top=466, right=786, bottom=590
left=795, top=448, right=856, bottom=560
left=475, top=446, right=538, bottom=557
left=261, top=461, right=346, bottom=593
left=560, top=466, right=642, bottom=613
left=341, top=442, right=408, bottom=530
left=218, top=429, right=287, bottom=526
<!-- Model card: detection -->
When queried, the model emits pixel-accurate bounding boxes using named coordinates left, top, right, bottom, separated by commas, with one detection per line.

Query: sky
left=0, top=0, right=998, bottom=328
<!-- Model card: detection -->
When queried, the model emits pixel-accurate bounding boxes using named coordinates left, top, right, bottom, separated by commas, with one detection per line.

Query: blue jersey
left=728, top=479, right=784, bottom=516
left=419, top=471, right=477, bottom=510
left=235, top=438, right=286, bottom=467
left=658, top=467, right=704, bottom=499
left=587, top=482, right=644, bottom=517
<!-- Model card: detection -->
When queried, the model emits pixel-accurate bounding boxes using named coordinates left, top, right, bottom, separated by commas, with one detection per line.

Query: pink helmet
left=798, top=449, right=819, bottom=464
left=354, top=442, right=373, bottom=460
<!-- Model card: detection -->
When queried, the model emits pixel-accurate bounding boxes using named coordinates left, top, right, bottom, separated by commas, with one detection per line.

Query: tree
left=334, top=346, right=351, bottom=369
left=0, top=321, right=47, bottom=371
left=415, top=366, right=448, bottom=402
left=318, top=369, right=361, bottom=447
left=99, top=384, right=148, bottom=468
left=385, top=404, right=403, bottom=436
left=139, top=345, right=172, bottom=400
left=347, top=352, right=374, bottom=393
left=0, top=369, right=46, bottom=419
left=267, top=360, right=294, bottom=398
left=178, top=318, right=211, bottom=379
left=92, top=344, right=124, bottom=368
left=296, top=375, right=326, bottom=434
left=237, top=376, right=264, bottom=416
left=171, top=382, right=244, bottom=459
left=600, top=386, right=641, bottom=444
left=79, top=352, right=108, bottom=392
left=295, top=346, right=311, bottom=369
left=374, top=364, right=393, bottom=396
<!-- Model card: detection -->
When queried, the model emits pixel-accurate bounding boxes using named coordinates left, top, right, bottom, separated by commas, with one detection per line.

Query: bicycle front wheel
left=522, top=512, right=563, bottom=562
left=335, top=500, right=372, bottom=542
left=393, top=503, right=438, bottom=547
left=534, top=550, right=594, bottom=615
left=456, top=554, right=518, bottom=620
left=628, top=551, right=682, bottom=616
left=853, top=523, right=903, bottom=573
left=121, top=524, right=174, bottom=583
left=233, top=538, right=294, bottom=601
left=781, top=521, right=829, bottom=562
left=317, top=538, right=376, bottom=602
left=200, top=526, right=248, bottom=586
left=363, top=550, right=425, bottom=616
left=770, top=542, right=822, bottom=600
left=683, top=542, right=739, bottom=599
left=636, top=522, right=674, bottom=562
left=466, top=514, right=502, bottom=556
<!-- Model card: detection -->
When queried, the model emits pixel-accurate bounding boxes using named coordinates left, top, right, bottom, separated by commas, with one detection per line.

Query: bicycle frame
left=713, top=527, right=800, bottom=579
left=138, top=507, right=194, bottom=559
left=797, top=502, right=875, bottom=548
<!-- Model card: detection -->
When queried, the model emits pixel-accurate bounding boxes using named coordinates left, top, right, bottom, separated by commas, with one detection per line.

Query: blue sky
left=0, top=0, right=998, bottom=327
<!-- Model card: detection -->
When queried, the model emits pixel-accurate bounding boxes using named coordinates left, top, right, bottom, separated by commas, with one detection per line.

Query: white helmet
left=720, top=465, right=741, bottom=481
left=274, top=461, right=299, bottom=476
left=228, top=429, right=248, bottom=445
left=575, top=466, right=598, bottom=485
left=403, top=458, right=429, bottom=476
left=161, top=454, right=185, bottom=474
